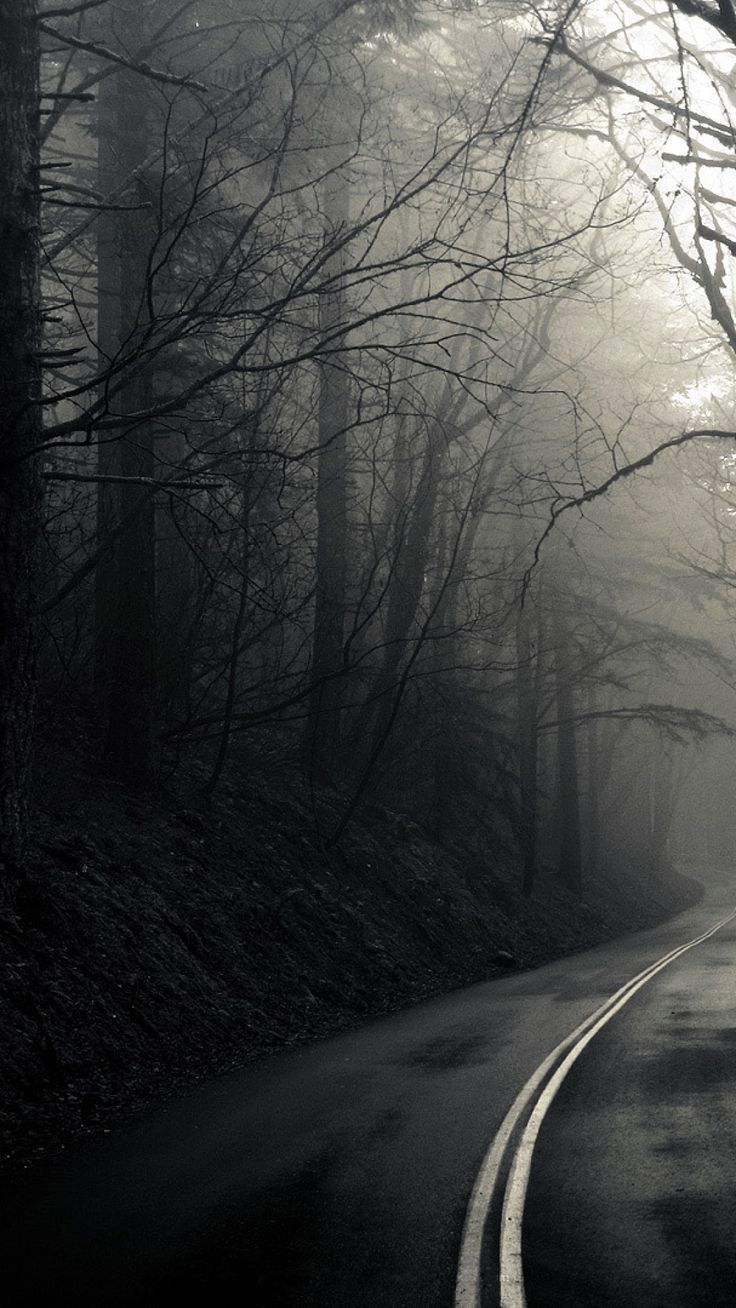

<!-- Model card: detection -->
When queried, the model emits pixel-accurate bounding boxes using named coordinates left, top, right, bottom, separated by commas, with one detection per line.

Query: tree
left=7, top=0, right=735, bottom=908
left=551, top=602, right=583, bottom=894
left=303, top=145, right=351, bottom=777
left=0, top=0, right=42, bottom=880
left=100, top=20, right=159, bottom=787
left=515, top=590, right=543, bottom=893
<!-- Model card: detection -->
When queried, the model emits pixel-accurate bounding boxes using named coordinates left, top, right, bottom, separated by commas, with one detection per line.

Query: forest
left=3, top=0, right=736, bottom=1157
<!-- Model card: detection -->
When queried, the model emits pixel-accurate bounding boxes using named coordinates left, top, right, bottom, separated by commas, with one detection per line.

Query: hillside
left=0, top=738, right=701, bottom=1172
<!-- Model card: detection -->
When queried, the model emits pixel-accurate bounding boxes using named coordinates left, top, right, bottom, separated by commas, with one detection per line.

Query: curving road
left=1, top=871, right=734, bottom=1307
left=523, top=897, right=736, bottom=1308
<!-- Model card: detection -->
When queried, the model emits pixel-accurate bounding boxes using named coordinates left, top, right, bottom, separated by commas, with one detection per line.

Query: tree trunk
left=427, top=510, right=454, bottom=842
left=205, top=418, right=256, bottom=794
left=649, top=739, right=671, bottom=878
left=347, top=415, right=445, bottom=783
left=95, top=68, right=120, bottom=707
left=585, top=685, right=600, bottom=877
left=304, top=166, right=349, bottom=778
left=101, top=54, right=158, bottom=788
left=553, top=606, right=583, bottom=896
left=0, top=2, right=42, bottom=878
left=516, top=600, right=539, bottom=895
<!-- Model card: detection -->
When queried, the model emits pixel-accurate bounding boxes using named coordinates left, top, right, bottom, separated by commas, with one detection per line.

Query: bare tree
left=0, top=0, right=42, bottom=879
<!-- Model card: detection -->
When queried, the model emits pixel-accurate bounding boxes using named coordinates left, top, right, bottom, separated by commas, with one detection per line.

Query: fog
left=6, top=0, right=736, bottom=898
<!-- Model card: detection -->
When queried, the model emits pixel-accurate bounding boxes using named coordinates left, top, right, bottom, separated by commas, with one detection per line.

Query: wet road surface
left=524, top=899, right=736, bottom=1308
left=1, top=871, right=734, bottom=1307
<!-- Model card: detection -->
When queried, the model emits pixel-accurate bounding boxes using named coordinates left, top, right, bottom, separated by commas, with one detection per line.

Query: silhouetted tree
left=0, top=0, right=42, bottom=878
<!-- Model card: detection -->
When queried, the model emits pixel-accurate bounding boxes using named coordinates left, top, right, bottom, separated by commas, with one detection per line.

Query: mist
left=2, top=2, right=736, bottom=1297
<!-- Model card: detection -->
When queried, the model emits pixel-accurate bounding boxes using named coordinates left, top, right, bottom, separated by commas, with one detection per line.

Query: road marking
left=454, top=907, right=736, bottom=1308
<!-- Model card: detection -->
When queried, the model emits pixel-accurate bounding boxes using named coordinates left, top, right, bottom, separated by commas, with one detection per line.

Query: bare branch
left=39, top=0, right=112, bottom=18
left=548, top=33, right=735, bottom=146
left=697, top=222, right=736, bottom=257
left=38, top=22, right=209, bottom=91
left=43, top=471, right=221, bottom=488
left=527, top=428, right=736, bottom=585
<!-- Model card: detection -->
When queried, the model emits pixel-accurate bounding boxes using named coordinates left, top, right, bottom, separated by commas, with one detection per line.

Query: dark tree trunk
left=156, top=428, right=193, bottom=726
left=0, top=2, right=42, bottom=878
left=95, top=68, right=120, bottom=707
left=516, top=600, right=539, bottom=895
left=205, top=418, right=256, bottom=794
left=585, top=685, right=600, bottom=877
left=107, top=420, right=156, bottom=787
left=101, top=56, right=158, bottom=788
left=347, top=420, right=444, bottom=784
left=649, top=740, right=672, bottom=878
left=304, top=167, right=349, bottom=778
left=553, top=606, right=583, bottom=896
left=427, top=511, right=456, bottom=842
left=374, top=445, right=439, bottom=720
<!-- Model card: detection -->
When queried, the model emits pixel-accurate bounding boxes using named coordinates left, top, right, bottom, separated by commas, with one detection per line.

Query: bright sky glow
left=672, top=377, right=733, bottom=415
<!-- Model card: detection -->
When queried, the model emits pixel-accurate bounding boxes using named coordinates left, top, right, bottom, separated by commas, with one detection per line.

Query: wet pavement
left=1, top=870, right=733, bottom=1307
left=525, top=905, right=736, bottom=1308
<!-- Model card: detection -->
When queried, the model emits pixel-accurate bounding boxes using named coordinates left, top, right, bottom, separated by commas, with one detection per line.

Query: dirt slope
left=0, top=745, right=700, bottom=1170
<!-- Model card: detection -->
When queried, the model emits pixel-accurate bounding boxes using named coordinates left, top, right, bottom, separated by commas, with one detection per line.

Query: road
left=1, top=871, right=734, bottom=1307
left=523, top=892, right=736, bottom=1308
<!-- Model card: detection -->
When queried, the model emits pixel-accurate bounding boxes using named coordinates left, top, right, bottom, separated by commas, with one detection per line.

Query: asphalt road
left=1, top=870, right=734, bottom=1308
left=524, top=889, right=736, bottom=1308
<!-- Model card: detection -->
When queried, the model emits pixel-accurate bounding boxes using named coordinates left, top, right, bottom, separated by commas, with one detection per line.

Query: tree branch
left=43, top=471, right=221, bottom=488
left=39, top=0, right=112, bottom=18
left=548, top=33, right=735, bottom=145
left=527, top=428, right=736, bottom=585
left=697, top=222, right=736, bottom=257
left=38, top=22, right=209, bottom=91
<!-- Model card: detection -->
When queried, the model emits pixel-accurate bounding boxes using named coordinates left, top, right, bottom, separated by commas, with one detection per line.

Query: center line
left=455, top=906, right=736, bottom=1308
